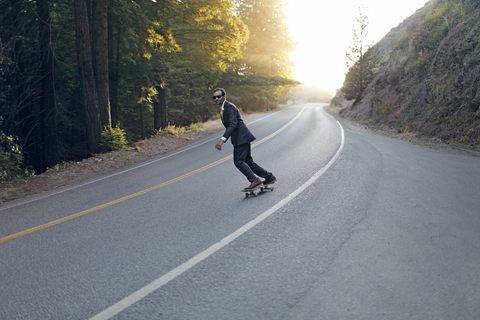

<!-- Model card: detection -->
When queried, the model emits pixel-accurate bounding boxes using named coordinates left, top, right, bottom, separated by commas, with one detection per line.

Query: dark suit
left=221, top=101, right=255, bottom=146
left=221, top=101, right=270, bottom=182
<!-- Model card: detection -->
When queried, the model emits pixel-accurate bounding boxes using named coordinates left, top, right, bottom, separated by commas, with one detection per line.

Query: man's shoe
left=263, top=174, right=276, bottom=185
left=242, top=177, right=262, bottom=192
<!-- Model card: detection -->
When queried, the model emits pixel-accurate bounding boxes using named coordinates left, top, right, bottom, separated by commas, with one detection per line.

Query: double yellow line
left=0, top=107, right=306, bottom=244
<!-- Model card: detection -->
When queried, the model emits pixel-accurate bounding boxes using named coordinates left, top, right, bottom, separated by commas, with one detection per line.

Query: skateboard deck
left=242, top=182, right=275, bottom=198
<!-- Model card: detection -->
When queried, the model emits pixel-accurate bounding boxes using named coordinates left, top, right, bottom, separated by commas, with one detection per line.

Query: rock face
left=336, top=0, right=480, bottom=149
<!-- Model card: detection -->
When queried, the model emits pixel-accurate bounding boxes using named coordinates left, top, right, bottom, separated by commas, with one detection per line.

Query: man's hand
left=215, top=139, right=224, bottom=150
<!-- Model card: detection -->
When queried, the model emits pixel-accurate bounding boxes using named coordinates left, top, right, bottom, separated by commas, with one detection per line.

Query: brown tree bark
left=108, top=17, right=120, bottom=123
left=10, top=0, right=42, bottom=172
left=38, top=0, right=59, bottom=169
left=92, top=0, right=111, bottom=130
left=139, top=88, right=146, bottom=139
left=107, top=7, right=120, bottom=122
left=74, top=0, right=101, bottom=154
left=154, top=85, right=168, bottom=130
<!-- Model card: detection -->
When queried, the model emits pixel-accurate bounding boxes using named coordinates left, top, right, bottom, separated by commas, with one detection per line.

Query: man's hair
left=213, top=88, right=226, bottom=96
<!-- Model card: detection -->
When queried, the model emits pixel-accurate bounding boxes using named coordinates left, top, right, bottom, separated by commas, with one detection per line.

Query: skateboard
left=242, top=182, right=275, bottom=198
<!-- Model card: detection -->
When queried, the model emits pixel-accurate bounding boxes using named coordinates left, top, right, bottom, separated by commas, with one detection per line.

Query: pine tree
left=74, top=0, right=102, bottom=154
left=92, top=0, right=111, bottom=130
left=341, top=8, right=376, bottom=102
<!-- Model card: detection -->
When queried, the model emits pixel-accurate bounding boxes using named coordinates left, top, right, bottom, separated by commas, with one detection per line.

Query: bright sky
left=284, top=0, right=429, bottom=91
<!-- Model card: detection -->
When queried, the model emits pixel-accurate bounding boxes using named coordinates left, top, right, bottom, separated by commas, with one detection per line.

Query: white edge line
left=89, top=120, right=345, bottom=320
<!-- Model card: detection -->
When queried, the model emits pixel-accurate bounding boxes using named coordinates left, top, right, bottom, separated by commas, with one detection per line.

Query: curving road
left=1, top=104, right=479, bottom=319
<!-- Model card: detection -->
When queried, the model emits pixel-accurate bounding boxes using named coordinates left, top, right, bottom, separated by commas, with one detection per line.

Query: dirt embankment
left=333, top=1, right=480, bottom=151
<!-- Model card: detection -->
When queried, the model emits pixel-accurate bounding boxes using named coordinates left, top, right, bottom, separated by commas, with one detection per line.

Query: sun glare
left=284, top=0, right=428, bottom=92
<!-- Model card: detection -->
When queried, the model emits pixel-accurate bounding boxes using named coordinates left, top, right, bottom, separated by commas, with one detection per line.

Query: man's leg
left=244, top=145, right=271, bottom=179
left=233, top=143, right=257, bottom=182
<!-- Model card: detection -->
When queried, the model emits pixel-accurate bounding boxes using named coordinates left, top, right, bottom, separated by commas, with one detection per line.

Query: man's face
left=213, top=90, right=225, bottom=105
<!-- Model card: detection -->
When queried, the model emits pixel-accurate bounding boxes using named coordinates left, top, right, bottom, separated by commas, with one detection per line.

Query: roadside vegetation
left=0, top=0, right=298, bottom=182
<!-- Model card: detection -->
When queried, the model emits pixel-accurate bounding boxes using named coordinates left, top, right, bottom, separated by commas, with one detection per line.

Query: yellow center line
left=0, top=107, right=306, bottom=244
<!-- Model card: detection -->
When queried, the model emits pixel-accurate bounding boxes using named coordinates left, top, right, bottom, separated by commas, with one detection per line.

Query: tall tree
left=74, top=0, right=101, bottom=154
left=107, top=0, right=248, bottom=132
left=105, top=0, right=182, bottom=137
left=341, top=7, right=376, bottom=102
left=225, top=0, right=297, bottom=111
left=0, top=0, right=255, bottom=176
left=38, top=0, right=59, bottom=169
left=92, top=0, right=111, bottom=130
left=236, top=0, right=294, bottom=76
left=164, top=0, right=249, bottom=125
left=1, top=0, right=45, bottom=172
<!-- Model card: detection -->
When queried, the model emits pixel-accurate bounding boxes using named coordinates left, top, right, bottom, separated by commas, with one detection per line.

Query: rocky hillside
left=332, top=0, right=480, bottom=150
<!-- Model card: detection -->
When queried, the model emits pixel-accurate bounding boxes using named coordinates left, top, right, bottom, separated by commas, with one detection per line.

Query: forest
left=0, top=0, right=298, bottom=180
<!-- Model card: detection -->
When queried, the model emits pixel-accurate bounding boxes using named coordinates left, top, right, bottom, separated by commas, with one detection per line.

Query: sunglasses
left=213, top=95, right=224, bottom=99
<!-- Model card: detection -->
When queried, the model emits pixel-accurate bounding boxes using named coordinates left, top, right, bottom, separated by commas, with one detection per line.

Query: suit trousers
left=233, top=142, right=271, bottom=182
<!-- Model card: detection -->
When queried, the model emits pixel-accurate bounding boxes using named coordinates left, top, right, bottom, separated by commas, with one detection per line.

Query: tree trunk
left=38, top=0, right=59, bottom=170
left=10, top=0, right=42, bottom=173
left=109, top=17, right=121, bottom=125
left=92, top=0, right=111, bottom=130
left=74, top=0, right=101, bottom=155
left=154, top=85, right=168, bottom=130
left=140, top=104, right=145, bottom=139
left=108, top=8, right=117, bottom=124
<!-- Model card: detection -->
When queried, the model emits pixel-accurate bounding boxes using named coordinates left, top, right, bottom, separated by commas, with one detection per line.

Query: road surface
left=1, top=103, right=479, bottom=319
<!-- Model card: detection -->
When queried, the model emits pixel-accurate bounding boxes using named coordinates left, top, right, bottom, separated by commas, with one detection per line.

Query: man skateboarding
left=213, top=88, right=276, bottom=192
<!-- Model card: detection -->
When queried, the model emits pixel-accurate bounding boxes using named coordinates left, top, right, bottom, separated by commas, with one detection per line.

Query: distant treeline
left=0, top=0, right=299, bottom=178
left=291, top=86, right=335, bottom=104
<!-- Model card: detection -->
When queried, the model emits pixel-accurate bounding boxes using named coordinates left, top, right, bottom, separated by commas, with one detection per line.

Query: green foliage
left=404, top=53, right=432, bottom=75
left=110, top=0, right=249, bottom=133
left=236, top=0, right=295, bottom=76
left=221, top=71, right=299, bottom=111
left=186, top=122, right=204, bottom=131
left=156, top=122, right=204, bottom=135
left=222, top=0, right=298, bottom=111
left=0, top=0, right=293, bottom=174
left=342, top=49, right=377, bottom=101
left=345, top=7, right=373, bottom=71
left=0, top=128, right=24, bottom=182
left=390, top=0, right=472, bottom=79
left=396, top=33, right=411, bottom=50
left=410, top=0, right=467, bottom=53
left=342, top=8, right=377, bottom=102
left=164, top=0, right=249, bottom=123
left=99, top=125, right=129, bottom=152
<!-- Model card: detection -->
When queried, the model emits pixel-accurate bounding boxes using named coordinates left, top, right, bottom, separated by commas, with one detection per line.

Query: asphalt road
left=1, top=103, right=479, bottom=319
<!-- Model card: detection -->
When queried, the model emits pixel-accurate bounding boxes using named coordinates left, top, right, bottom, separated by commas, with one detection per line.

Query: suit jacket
left=221, top=100, right=256, bottom=147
